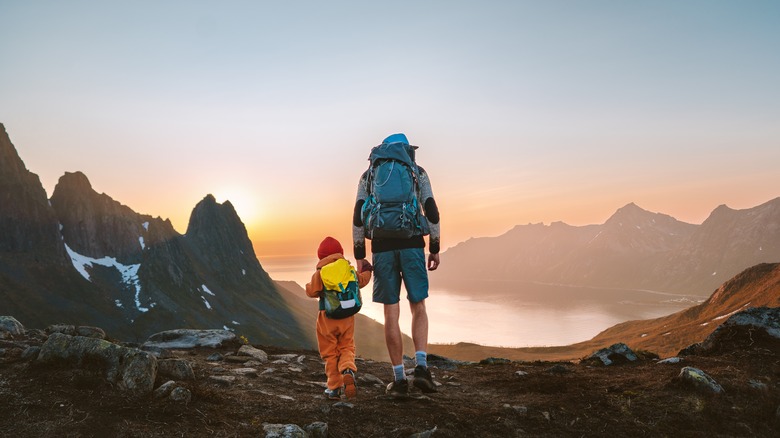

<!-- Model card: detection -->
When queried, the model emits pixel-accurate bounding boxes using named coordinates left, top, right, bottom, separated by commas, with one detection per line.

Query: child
left=305, top=236, right=372, bottom=399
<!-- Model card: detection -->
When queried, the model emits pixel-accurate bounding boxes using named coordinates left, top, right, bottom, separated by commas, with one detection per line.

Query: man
left=353, top=133, right=441, bottom=394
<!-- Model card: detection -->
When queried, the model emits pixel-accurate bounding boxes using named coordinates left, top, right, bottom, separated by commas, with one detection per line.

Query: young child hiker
left=305, top=236, right=372, bottom=399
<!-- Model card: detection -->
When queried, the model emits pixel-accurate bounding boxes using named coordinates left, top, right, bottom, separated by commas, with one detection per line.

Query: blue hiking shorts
left=372, top=248, right=429, bottom=304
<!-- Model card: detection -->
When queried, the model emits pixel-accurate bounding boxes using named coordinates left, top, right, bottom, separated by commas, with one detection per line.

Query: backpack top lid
left=382, top=133, right=419, bottom=149
left=371, top=133, right=418, bottom=167
left=320, top=258, right=356, bottom=291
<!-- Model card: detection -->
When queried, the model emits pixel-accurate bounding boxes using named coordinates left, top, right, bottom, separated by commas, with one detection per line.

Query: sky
left=2, top=1, right=779, bottom=260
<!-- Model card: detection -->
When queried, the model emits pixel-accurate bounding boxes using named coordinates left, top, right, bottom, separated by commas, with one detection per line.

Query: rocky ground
left=1, top=315, right=779, bottom=438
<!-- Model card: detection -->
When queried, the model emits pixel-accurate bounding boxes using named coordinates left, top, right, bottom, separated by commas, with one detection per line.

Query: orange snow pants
left=316, top=311, right=356, bottom=390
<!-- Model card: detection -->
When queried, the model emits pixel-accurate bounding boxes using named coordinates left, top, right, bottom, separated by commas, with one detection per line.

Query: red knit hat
left=317, top=236, right=344, bottom=260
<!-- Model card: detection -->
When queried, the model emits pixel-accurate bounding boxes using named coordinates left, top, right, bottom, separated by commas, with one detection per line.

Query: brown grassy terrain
left=1, top=330, right=779, bottom=438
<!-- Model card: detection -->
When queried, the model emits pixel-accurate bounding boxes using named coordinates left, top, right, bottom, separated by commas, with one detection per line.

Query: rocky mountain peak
left=0, top=123, right=66, bottom=261
left=56, top=171, right=93, bottom=193
left=185, top=194, right=261, bottom=280
left=0, top=123, right=27, bottom=177
left=51, top=171, right=148, bottom=262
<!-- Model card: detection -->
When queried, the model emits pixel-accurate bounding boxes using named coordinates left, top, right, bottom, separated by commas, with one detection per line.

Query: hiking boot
left=342, top=369, right=357, bottom=399
left=323, top=387, right=342, bottom=400
left=385, top=378, right=409, bottom=396
left=413, top=365, right=437, bottom=393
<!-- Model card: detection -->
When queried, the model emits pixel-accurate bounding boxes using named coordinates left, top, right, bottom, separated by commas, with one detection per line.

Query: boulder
left=304, top=422, right=328, bottom=438
left=36, top=333, right=157, bottom=394
left=154, top=380, right=178, bottom=398
left=0, top=316, right=24, bottom=335
left=238, top=344, right=268, bottom=362
left=585, top=343, right=638, bottom=366
left=697, top=307, right=780, bottom=354
left=677, top=366, right=724, bottom=394
left=75, top=326, right=107, bottom=339
left=46, top=324, right=76, bottom=336
left=262, top=423, right=307, bottom=438
left=169, top=387, right=192, bottom=403
left=158, top=359, right=196, bottom=380
left=143, top=329, right=238, bottom=349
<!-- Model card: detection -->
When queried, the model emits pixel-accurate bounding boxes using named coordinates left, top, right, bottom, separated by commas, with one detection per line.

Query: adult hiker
left=352, top=133, right=441, bottom=395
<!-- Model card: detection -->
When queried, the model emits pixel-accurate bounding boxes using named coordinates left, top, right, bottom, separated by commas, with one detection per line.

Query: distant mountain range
left=437, top=199, right=780, bottom=295
left=0, top=123, right=402, bottom=358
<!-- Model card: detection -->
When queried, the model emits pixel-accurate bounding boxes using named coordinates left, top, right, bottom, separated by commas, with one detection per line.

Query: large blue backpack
left=361, top=141, right=430, bottom=239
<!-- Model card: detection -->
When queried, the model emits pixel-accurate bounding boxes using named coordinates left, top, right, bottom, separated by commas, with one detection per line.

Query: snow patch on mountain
left=64, top=243, right=148, bottom=312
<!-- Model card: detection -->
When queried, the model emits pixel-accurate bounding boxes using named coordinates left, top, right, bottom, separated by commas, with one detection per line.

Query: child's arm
left=304, top=270, right=323, bottom=298
left=356, top=261, right=373, bottom=288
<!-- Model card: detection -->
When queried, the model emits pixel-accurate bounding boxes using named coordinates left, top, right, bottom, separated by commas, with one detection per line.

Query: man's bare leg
left=384, top=303, right=403, bottom=366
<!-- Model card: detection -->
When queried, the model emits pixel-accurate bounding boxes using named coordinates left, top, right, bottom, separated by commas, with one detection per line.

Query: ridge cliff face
left=0, top=124, right=66, bottom=263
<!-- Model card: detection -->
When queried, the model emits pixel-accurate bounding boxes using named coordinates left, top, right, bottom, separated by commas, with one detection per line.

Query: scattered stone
left=169, top=387, right=192, bottom=403
left=585, top=343, right=638, bottom=366
left=409, top=426, right=437, bottom=438
left=225, top=355, right=249, bottom=363
left=305, top=421, right=328, bottom=438
left=45, top=324, right=76, bottom=336
left=75, top=326, right=106, bottom=339
left=238, top=344, right=268, bottom=362
left=209, top=375, right=236, bottom=386
left=748, top=380, right=769, bottom=393
left=206, top=353, right=223, bottom=362
left=358, top=373, right=385, bottom=386
left=262, top=423, right=307, bottom=438
left=232, top=368, right=259, bottom=377
left=480, top=357, right=511, bottom=365
left=141, top=346, right=176, bottom=359
left=269, top=354, right=298, bottom=362
left=307, top=381, right=328, bottom=389
left=428, top=353, right=470, bottom=370
left=143, top=329, right=238, bottom=350
left=261, top=368, right=276, bottom=375
left=154, top=380, right=178, bottom=398
left=333, top=401, right=354, bottom=409
left=503, top=404, right=528, bottom=416
left=515, top=370, right=529, bottom=376
left=546, top=364, right=570, bottom=374
left=21, top=346, right=40, bottom=361
left=158, top=359, right=195, bottom=381
left=287, top=366, right=302, bottom=373
left=0, top=316, right=25, bottom=335
left=272, top=359, right=289, bottom=365
left=277, top=395, right=295, bottom=401
left=36, top=333, right=157, bottom=395
left=678, top=367, right=724, bottom=394
left=542, top=412, right=551, bottom=421
left=658, top=357, right=682, bottom=364
left=445, top=381, right=461, bottom=387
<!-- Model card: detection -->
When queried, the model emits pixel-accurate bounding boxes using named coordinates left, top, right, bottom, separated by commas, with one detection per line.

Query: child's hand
left=357, top=259, right=373, bottom=273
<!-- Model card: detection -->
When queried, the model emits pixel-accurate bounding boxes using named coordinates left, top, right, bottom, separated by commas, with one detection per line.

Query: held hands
left=427, top=253, right=440, bottom=271
left=356, top=259, right=373, bottom=273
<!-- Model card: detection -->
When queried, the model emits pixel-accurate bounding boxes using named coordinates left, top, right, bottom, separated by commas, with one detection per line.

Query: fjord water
left=262, top=255, right=700, bottom=348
